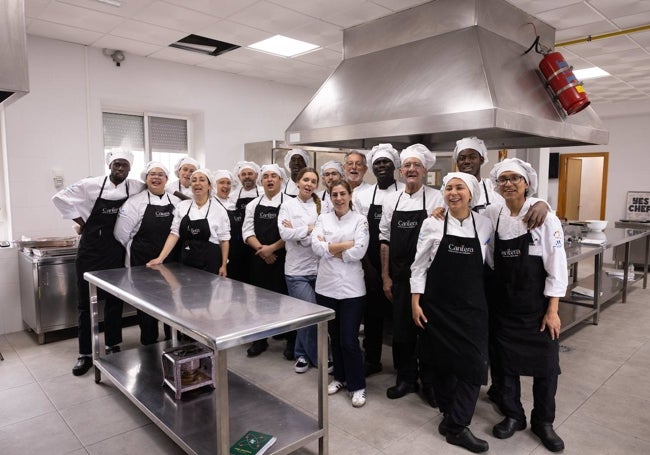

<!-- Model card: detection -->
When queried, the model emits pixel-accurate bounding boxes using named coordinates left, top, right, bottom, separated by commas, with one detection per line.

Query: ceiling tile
left=197, top=57, right=256, bottom=73
left=24, top=0, right=52, bottom=18
left=629, top=29, right=650, bottom=47
left=563, top=35, right=640, bottom=58
left=503, top=0, right=584, bottom=15
left=294, top=47, right=342, bottom=68
left=219, top=47, right=294, bottom=73
left=369, top=0, right=429, bottom=12
left=196, top=19, right=271, bottom=46
left=147, top=46, right=214, bottom=65
left=164, top=0, right=259, bottom=17
left=287, top=17, right=342, bottom=48
left=267, top=0, right=364, bottom=19
left=536, top=3, right=605, bottom=30
left=91, top=35, right=162, bottom=57
left=110, top=19, right=187, bottom=46
left=27, top=18, right=104, bottom=45
left=589, top=0, right=650, bottom=18
left=611, top=11, right=650, bottom=28
left=133, top=1, right=220, bottom=32
left=318, top=1, right=393, bottom=28
left=228, top=1, right=315, bottom=35
left=555, top=20, right=616, bottom=42
left=38, top=1, right=125, bottom=33
left=57, top=0, right=157, bottom=17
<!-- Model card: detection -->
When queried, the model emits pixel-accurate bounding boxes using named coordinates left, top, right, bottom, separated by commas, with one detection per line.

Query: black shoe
left=532, top=423, right=565, bottom=452
left=72, top=356, right=93, bottom=376
left=105, top=345, right=121, bottom=355
left=247, top=339, right=268, bottom=357
left=422, top=385, right=438, bottom=408
left=493, top=417, right=526, bottom=439
left=386, top=381, right=418, bottom=399
left=364, top=362, right=383, bottom=377
left=283, top=342, right=295, bottom=361
left=438, top=416, right=449, bottom=436
left=446, top=427, right=489, bottom=453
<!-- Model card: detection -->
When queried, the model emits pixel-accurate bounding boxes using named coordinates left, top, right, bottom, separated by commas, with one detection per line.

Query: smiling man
left=343, top=150, right=372, bottom=193
left=52, top=150, right=144, bottom=376
left=283, top=149, right=311, bottom=197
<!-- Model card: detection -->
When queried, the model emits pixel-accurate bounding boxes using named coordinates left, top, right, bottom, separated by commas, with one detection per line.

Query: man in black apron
left=243, top=164, right=291, bottom=358
left=230, top=162, right=261, bottom=284
left=379, top=145, right=442, bottom=406
left=52, top=150, right=142, bottom=376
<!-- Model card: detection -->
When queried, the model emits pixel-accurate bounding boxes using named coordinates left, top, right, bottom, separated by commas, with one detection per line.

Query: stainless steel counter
left=84, top=263, right=335, bottom=455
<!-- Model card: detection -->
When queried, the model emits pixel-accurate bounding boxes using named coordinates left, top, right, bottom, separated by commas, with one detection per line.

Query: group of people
left=52, top=136, right=568, bottom=453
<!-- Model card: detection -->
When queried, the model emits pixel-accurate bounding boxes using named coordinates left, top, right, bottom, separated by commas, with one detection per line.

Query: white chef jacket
left=475, top=178, right=504, bottom=212
left=351, top=181, right=373, bottom=198
left=242, top=192, right=284, bottom=241
left=278, top=196, right=320, bottom=276
left=283, top=179, right=299, bottom=197
left=114, top=189, right=181, bottom=250
left=165, top=180, right=193, bottom=199
left=378, top=185, right=444, bottom=242
left=319, top=190, right=333, bottom=214
left=410, top=212, right=493, bottom=294
left=234, top=186, right=263, bottom=202
left=214, top=195, right=236, bottom=211
left=312, top=210, right=369, bottom=299
left=484, top=198, right=568, bottom=297
left=170, top=198, right=231, bottom=244
left=353, top=180, right=405, bottom=217
left=52, top=175, right=145, bottom=222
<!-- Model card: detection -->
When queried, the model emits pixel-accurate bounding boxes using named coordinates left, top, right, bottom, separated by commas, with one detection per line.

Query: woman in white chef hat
left=411, top=172, right=492, bottom=453
left=319, top=160, right=344, bottom=213
left=114, top=161, right=180, bottom=345
left=283, top=148, right=311, bottom=197
left=148, top=169, right=230, bottom=276
left=166, top=156, right=200, bottom=200
left=483, top=158, right=568, bottom=453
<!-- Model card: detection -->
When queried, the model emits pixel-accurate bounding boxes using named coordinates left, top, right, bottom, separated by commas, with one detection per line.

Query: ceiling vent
left=169, top=34, right=240, bottom=57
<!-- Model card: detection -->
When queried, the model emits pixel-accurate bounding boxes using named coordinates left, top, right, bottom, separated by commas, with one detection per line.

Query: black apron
left=472, top=180, right=491, bottom=213
left=172, top=181, right=191, bottom=201
left=491, top=210, right=560, bottom=377
left=130, top=193, right=175, bottom=266
left=388, top=190, right=428, bottom=281
left=77, top=176, right=128, bottom=270
left=367, top=183, right=397, bottom=270
left=250, top=194, right=287, bottom=294
left=227, top=188, right=258, bottom=283
left=178, top=199, right=222, bottom=274
left=421, top=213, right=488, bottom=384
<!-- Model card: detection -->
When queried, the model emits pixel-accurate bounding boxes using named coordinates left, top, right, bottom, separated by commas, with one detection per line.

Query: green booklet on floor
left=230, top=430, right=277, bottom=455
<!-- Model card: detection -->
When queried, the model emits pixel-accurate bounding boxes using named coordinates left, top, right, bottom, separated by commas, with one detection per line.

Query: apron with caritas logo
left=130, top=193, right=175, bottom=266
left=250, top=194, right=286, bottom=293
left=179, top=199, right=221, bottom=274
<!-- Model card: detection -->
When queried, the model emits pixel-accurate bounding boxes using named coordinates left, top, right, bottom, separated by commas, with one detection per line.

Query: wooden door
left=565, top=158, right=582, bottom=220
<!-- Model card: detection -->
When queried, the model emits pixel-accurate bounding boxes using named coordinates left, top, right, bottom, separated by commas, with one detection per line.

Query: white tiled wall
left=0, top=246, right=22, bottom=334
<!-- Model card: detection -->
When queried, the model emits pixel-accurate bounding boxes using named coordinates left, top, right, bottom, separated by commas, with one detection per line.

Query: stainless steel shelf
left=95, top=343, right=321, bottom=455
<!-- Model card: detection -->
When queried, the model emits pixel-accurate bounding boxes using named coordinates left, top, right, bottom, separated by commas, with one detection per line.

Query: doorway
left=557, top=152, right=609, bottom=220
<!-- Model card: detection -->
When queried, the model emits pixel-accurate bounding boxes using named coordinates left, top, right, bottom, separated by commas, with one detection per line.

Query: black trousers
left=432, top=371, right=481, bottom=433
left=362, top=259, right=391, bottom=366
left=392, top=280, right=433, bottom=385
left=501, top=374, right=558, bottom=424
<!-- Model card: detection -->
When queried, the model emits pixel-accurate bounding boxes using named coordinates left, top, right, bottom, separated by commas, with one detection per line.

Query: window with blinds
left=102, top=112, right=190, bottom=181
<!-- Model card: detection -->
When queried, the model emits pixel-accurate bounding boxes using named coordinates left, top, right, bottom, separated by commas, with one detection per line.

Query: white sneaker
left=350, top=388, right=366, bottom=407
left=294, top=356, right=309, bottom=374
left=328, top=380, right=346, bottom=395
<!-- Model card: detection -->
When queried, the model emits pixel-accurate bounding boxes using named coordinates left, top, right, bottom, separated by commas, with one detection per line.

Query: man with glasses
left=343, top=150, right=372, bottom=193
left=319, top=160, right=344, bottom=213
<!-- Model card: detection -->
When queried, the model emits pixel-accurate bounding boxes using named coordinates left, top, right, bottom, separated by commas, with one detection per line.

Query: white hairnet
left=284, top=149, right=311, bottom=171
left=320, top=160, right=344, bottom=177
left=213, top=169, right=238, bottom=191
left=442, top=172, right=481, bottom=208
left=367, top=143, right=400, bottom=168
left=401, top=144, right=436, bottom=170
left=453, top=137, right=489, bottom=164
left=106, top=149, right=134, bottom=167
left=233, top=161, right=260, bottom=184
left=190, top=168, right=213, bottom=185
left=174, top=157, right=200, bottom=177
left=258, top=164, right=286, bottom=184
left=140, top=161, right=169, bottom=182
left=490, top=158, right=538, bottom=195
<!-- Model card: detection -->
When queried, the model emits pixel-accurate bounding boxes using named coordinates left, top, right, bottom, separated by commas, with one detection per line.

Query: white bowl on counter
left=585, top=220, right=608, bottom=231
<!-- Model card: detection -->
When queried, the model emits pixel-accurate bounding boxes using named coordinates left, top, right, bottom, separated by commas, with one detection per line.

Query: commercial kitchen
left=1, top=0, right=650, bottom=454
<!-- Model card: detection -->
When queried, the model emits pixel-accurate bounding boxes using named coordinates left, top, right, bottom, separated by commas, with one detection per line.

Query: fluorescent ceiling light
left=573, top=67, right=610, bottom=80
left=248, top=35, right=319, bottom=57
left=95, top=0, right=121, bottom=6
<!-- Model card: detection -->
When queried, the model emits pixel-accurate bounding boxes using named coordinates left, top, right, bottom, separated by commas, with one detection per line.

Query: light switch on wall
left=52, top=168, right=64, bottom=189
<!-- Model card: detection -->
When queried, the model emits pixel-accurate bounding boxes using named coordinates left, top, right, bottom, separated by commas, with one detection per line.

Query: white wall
left=0, top=35, right=314, bottom=334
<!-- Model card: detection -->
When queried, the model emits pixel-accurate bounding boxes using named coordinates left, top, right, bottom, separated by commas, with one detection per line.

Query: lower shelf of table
left=558, top=301, right=598, bottom=332
left=94, top=342, right=322, bottom=455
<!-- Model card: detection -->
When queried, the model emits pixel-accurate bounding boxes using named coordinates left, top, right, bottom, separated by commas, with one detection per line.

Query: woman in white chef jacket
left=410, top=172, right=492, bottom=453
left=278, top=167, right=322, bottom=373
left=312, top=180, right=369, bottom=408
left=165, top=156, right=200, bottom=200
left=213, top=169, right=236, bottom=209
left=114, top=161, right=180, bottom=345
left=483, top=158, right=568, bottom=453
left=148, top=169, right=230, bottom=275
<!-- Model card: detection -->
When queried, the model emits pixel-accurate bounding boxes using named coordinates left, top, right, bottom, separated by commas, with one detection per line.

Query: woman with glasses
left=483, top=158, right=568, bottom=453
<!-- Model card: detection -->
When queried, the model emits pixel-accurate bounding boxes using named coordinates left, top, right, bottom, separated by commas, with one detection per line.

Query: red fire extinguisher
left=539, top=51, right=590, bottom=115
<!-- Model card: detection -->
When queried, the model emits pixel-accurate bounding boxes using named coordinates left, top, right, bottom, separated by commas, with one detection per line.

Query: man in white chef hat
left=353, top=144, right=405, bottom=376
left=319, top=160, right=344, bottom=214
left=283, top=148, right=311, bottom=197
left=166, top=156, right=200, bottom=200
left=52, top=149, right=144, bottom=376
left=379, top=144, right=443, bottom=407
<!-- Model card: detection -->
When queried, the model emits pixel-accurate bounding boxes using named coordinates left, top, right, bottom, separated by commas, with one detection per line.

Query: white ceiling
left=23, top=0, right=650, bottom=103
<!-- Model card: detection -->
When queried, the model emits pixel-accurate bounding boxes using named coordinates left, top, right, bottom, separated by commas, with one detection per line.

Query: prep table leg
left=89, top=283, right=102, bottom=383
left=644, top=235, right=649, bottom=289
left=215, top=349, right=229, bottom=455
left=593, top=252, right=602, bottom=325
left=622, top=242, right=630, bottom=303
left=318, top=320, right=329, bottom=455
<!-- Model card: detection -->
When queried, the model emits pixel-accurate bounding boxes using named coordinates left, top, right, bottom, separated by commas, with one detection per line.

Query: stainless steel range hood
left=0, top=0, right=29, bottom=107
left=285, top=0, right=608, bottom=151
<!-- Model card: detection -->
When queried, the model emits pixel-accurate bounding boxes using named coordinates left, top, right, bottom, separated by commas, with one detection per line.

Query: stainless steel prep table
left=84, top=264, right=335, bottom=455
left=560, top=244, right=604, bottom=332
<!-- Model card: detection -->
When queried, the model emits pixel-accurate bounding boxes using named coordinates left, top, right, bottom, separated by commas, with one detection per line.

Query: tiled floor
left=2, top=268, right=650, bottom=454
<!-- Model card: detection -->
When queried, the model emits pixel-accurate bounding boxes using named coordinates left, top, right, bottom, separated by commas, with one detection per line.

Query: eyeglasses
left=496, top=175, right=524, bottom=185
left=322, top=172, right=340, bottom=177
left=402, top=162, right=424, bottom=169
